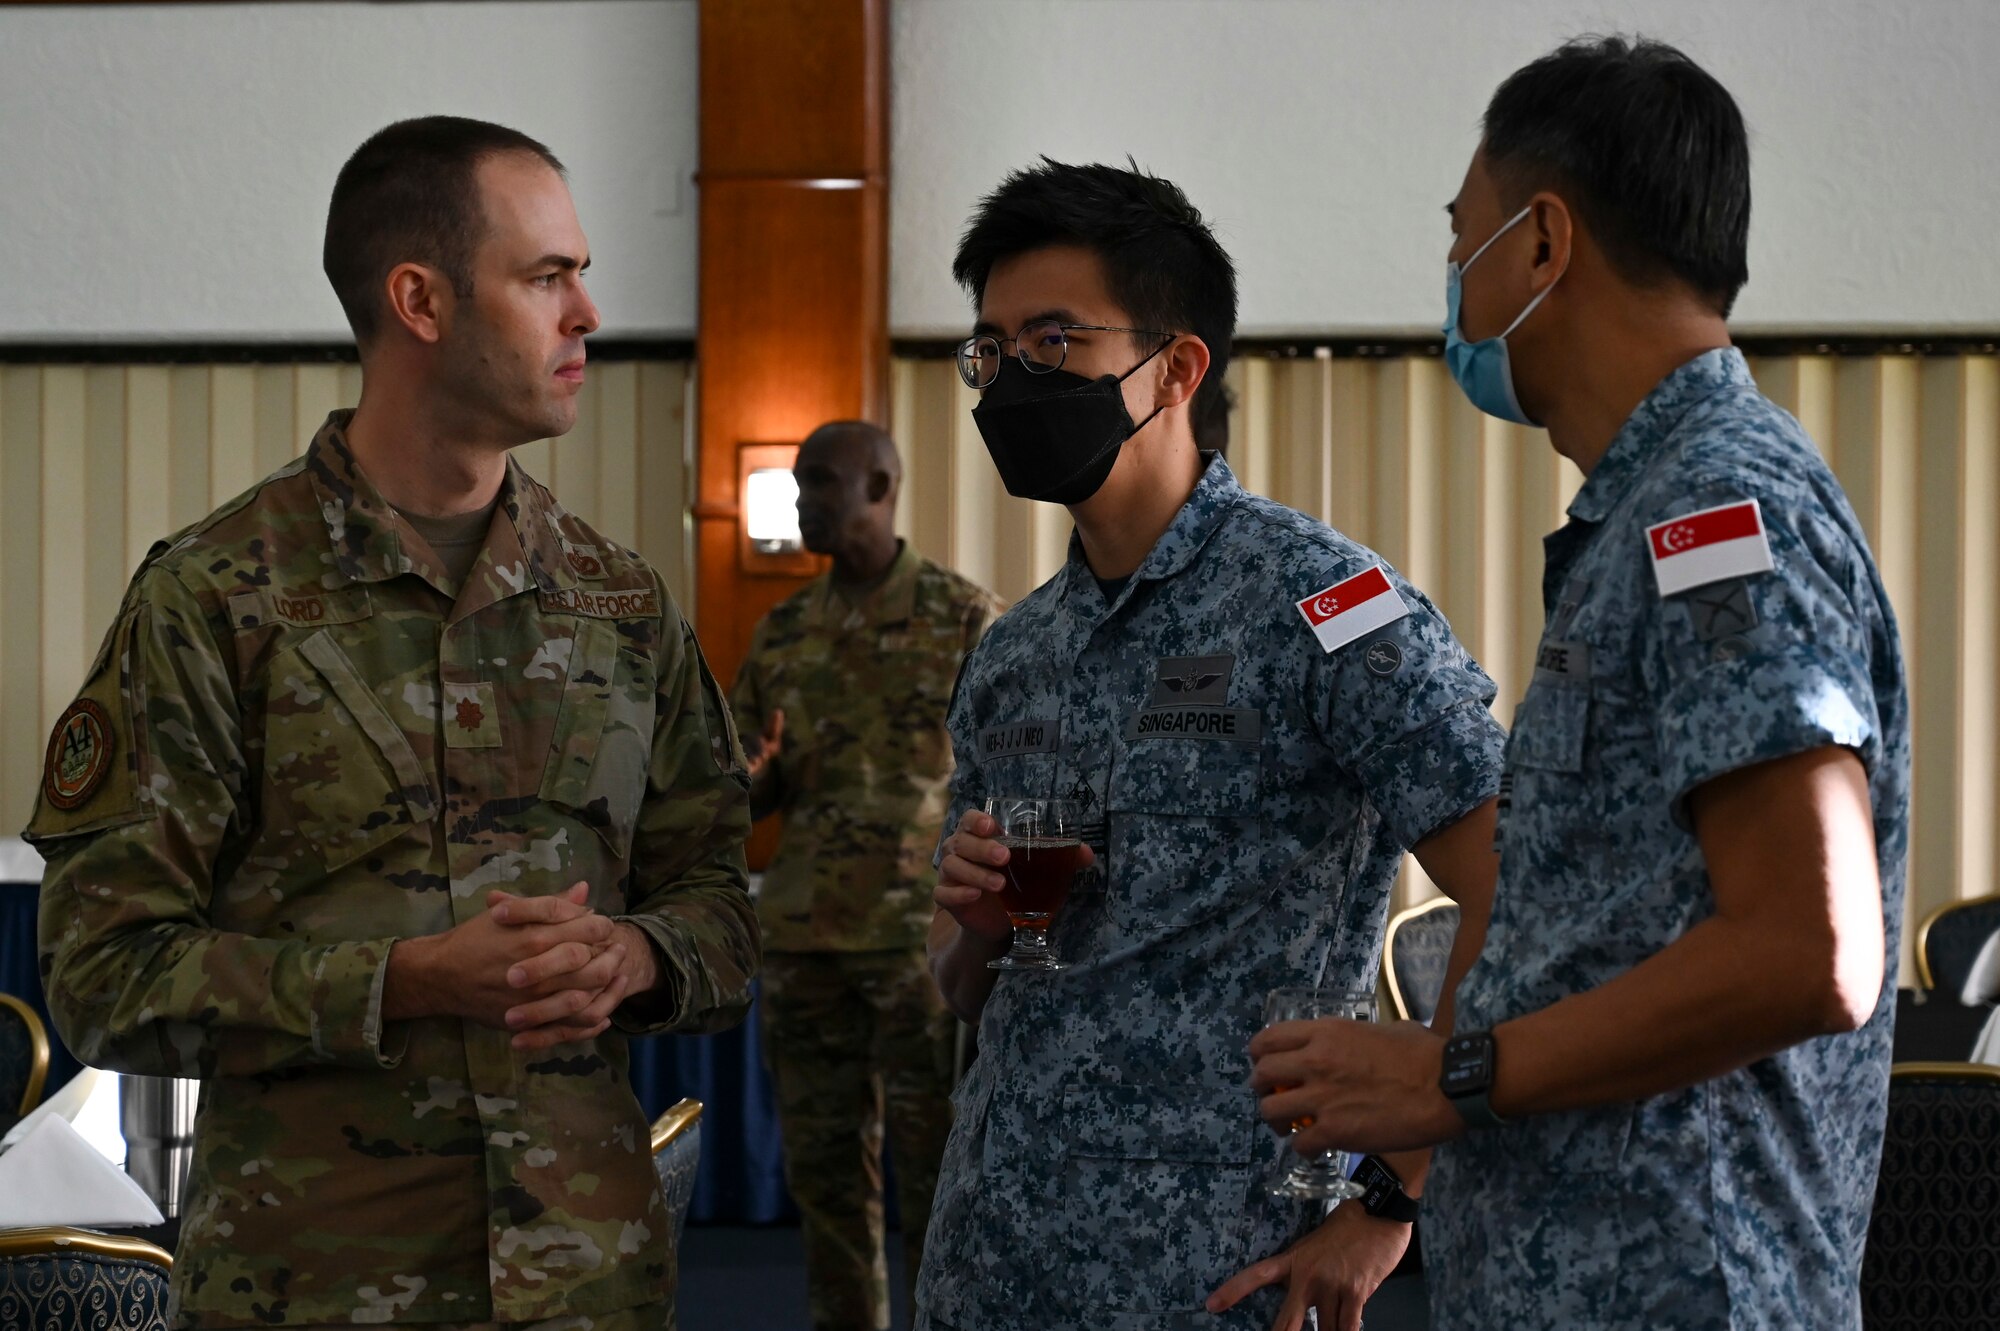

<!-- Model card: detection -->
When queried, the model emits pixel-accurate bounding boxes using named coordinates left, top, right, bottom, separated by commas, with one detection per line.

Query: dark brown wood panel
left=697, top=0, right=889, bottom=869
left=699, top=0, right=886, bottom=179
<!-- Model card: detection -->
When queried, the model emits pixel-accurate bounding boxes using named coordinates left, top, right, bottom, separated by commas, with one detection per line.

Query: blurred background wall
left=1, top=0, right=1995, bottom=976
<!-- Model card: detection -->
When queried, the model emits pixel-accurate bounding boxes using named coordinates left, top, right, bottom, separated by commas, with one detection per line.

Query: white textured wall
left=0, top=1, right=698, bottom=341
left=4, top=1, right=1997, bottom=339
left=891, top=0, right=2000, bottom=336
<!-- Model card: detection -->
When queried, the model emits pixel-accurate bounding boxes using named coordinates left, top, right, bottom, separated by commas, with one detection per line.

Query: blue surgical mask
left=1443, top=205, right=1561, bottom=426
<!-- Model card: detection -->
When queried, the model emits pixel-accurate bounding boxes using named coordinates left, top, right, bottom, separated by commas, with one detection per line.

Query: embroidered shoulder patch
left=44, top=699, right=114, bottom=811
left=1645, top=500, right=1774, bottom=597
left=1295, top=565, right=1410, bottom=654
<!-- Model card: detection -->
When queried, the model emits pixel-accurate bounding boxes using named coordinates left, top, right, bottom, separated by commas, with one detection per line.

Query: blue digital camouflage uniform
left=1425, top=349, right=1911, bottom=1329
left=912, top=455, right=1505, bottom=1331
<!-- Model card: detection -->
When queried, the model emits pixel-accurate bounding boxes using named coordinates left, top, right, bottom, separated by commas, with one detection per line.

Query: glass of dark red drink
left=984, top=796, right=1085, bottom=972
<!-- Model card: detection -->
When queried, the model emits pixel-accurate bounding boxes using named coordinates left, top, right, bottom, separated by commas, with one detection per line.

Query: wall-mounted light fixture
left=736, top=442, right=822, bottom=577
left=744, top=466, right=803, bottom=555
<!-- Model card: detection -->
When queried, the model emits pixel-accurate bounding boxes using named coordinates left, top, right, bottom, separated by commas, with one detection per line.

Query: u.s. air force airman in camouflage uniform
left=26, top=118, right=756, bottom=1331
left=732, top=422, right=1003, bottom=1331
left=922, top=160, right=1507, bottom=1330
left=30, top=413, right=756, bottom=1329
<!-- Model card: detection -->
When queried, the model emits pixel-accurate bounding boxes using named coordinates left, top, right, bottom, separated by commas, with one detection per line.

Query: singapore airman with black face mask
left=916, top=158, right=1508, bottom=1331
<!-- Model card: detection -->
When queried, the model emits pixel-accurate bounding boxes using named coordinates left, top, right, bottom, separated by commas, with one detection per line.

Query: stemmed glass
left=1263, top=987, right=1376, bottom=1199
left=984, top=796, right=1085, bottom=972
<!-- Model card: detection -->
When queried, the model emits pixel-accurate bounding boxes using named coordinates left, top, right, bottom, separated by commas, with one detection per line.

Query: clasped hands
left=386, top=881, right=658, bottom=1051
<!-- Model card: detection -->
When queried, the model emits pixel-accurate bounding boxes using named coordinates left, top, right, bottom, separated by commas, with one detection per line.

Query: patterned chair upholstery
left=1916, top=894, right=2000, bottom=1000
left=650, top=1098, right=704, bottom=1248
left=0, top=1227, right=173, bottom=1331
left=0, top=992, right=51, bottom=1137
left=1384, top=898, right=1459, bottom=1024
left=1861, top=1063, right=2000, bottom=1329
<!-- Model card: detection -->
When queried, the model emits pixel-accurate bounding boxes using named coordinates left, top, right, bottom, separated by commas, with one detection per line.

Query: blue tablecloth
left=0, top=879, right=794, bottom=1224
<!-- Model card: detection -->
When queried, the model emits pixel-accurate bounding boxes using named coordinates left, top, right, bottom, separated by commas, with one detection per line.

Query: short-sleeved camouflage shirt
left=1425, top=350, right=1911, bottom=1329
left=732, top=544, right=1003, bottom=953
left=26, top=412, right=759, bottom=1328
left=913, top=455, right=1505, bottom=1330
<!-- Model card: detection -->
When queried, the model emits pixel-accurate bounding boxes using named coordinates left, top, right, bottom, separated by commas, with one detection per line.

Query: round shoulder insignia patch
left=1363, top=639, right=1404, bottom=677
left=44, top=699, right=114, bottom=811
left=1711, top=635, right=1753, bottom=664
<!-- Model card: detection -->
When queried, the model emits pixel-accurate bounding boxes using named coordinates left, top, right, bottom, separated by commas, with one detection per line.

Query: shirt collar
left=1566, top=347, right=1755, bottom=524
left=805, top=540, right=922, bottom=630
left=305, top=409, right=569, bottom=596
left=1060, top=451, right=1242, bottom=603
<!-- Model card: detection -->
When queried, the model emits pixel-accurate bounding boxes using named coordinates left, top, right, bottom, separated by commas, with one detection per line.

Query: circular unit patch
left=1363, top=639, right=1404, bottom=678
left=44, top=699, right=114, bottom=811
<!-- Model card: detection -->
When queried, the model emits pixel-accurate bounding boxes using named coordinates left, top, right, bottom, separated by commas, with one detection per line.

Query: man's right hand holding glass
left=928, top=808, right=1096, bottom=1020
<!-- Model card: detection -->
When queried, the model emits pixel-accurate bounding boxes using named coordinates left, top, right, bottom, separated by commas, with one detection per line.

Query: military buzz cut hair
left=1482, top=35, right=1752, bottom=317
left=323, top=115, right=565, bottom=343
left=952, top=157, right=1239, bottom=441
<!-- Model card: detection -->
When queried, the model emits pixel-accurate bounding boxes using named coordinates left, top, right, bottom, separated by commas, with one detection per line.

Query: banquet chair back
left=1384, top=898, right=1459, bottom=1025
left=651, top=1097, right=705, bottom=1247
left=1915, top=893, right=2000, bottom=999
left=0, top=991, right=50, bottom=1135
left=1861, top=1062, right=2000, bottom=1329
left=0, top=1226, right=173, bottom=1331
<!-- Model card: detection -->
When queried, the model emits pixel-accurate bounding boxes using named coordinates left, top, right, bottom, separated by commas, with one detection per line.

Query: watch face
left=1441, top=1035, right=1492, bottom=1095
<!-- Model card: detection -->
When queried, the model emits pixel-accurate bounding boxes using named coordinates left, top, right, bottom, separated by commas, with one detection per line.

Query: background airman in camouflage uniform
left=731, top=422, right=1002, bottom=1331
left=25, top=118, right=757, bottom=1331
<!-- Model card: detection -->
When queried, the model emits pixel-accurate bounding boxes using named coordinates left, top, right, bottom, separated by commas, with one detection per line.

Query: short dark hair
left=1194, top=381, right=1235, bottom=455
left=324, top=116, right=564, bottom=342
left=1483, top=36, right=1750, bottom=316
left=952, top=157, right=1238, bottom=429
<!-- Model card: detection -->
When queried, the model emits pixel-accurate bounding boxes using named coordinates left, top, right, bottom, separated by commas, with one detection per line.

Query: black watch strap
left=1353, top=1154, right=1421, bottom=1223
left=1441, top=1029, right=1506, bottom=1131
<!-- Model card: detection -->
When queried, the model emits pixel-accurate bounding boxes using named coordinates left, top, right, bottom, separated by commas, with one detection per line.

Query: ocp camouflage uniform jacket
left=732, top=543, right=1003, bottom=953
left=25, top=411, right=758, bottom=1328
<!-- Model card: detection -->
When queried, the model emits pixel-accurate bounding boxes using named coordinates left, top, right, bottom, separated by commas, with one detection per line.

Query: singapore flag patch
left=1295, top=565, right=1410, bottom=653
left=1645, top=499, right=1775, bottom=597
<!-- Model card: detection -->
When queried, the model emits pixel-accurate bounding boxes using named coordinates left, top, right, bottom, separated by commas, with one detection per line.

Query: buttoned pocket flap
left=1107, top=734, right=1261, bottom=818
left=538, top=619, right=657, bottom=859
left=1061, top=1083, right=1260, bottom=1164
left=1505, top=682, right=1587, bottom=773
left=261, top=631, right=435, bottom=874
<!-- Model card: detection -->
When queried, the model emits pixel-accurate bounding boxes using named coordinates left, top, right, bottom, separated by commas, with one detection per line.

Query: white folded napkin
left=1, top=1066, right=99, bottom=1151
left=1962, top=931, right=2000, bottom=1066
left=1960, top=929, right=2000, bottom=1007
left=0, top=1113, right=163, bottom=1227
left=1972, top=1009, right=2000, bottom=1067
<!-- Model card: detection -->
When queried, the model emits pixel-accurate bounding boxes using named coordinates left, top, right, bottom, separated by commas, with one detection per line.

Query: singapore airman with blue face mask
left=1248, top=37, right=1910, bottom=1330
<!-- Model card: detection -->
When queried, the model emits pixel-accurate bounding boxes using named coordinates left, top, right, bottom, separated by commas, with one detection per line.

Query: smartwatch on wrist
left=1352, top=1154, right=1421, bottom=1223
left=1440, top=1028, right=1505, bottom=1131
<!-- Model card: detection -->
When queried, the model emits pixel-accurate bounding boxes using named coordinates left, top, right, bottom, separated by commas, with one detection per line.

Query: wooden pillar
left=695, top=0, right=889, bottom=862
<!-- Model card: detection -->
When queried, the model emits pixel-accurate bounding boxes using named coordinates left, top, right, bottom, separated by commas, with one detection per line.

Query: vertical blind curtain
left=0, top=347, right=1992, bottom=1080
left=889, top=349, right=2000, bottom=983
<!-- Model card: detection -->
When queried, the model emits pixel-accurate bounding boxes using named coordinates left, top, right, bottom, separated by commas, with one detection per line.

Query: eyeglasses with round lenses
left=954, top=319, right=1176, bottom=390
